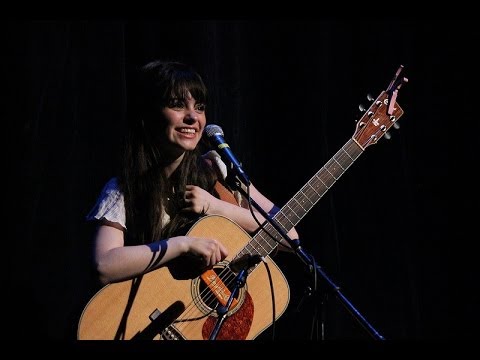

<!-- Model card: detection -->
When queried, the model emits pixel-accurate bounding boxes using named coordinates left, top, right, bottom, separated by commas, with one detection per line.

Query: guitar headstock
left=353, top=66, right=408, bottom=149
left=352, top=90, right=404, bottom=149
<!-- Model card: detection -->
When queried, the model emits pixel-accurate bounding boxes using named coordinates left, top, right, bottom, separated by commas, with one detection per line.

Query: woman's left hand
left=183, top=185, right=218, bottom=215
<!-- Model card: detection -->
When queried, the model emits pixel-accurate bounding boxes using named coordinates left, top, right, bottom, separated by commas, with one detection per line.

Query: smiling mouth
left=179, top=128, right=196, bottom=134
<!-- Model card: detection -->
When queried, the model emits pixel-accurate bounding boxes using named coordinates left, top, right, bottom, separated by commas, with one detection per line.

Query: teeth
left=180, top=128, right=195, bottom=133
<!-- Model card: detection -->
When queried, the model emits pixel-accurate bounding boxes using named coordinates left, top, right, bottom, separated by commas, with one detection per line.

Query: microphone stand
left=227, top=174, right=385, bottom=340
left=209, top=266, right=249, bottom=340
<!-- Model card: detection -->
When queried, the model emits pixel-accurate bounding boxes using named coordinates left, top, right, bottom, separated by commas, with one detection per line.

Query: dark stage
left=5, top=18, right=473, bottom=347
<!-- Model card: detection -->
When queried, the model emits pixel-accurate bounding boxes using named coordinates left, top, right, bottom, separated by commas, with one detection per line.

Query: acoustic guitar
left=77, top=68, right=407, bottom=340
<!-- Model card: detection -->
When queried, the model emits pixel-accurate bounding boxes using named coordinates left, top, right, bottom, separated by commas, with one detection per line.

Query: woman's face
left=158, top=92, right=206, bottom=158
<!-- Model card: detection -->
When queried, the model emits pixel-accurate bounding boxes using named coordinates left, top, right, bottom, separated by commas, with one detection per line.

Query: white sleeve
left=86, top=177, right=126, bottom=229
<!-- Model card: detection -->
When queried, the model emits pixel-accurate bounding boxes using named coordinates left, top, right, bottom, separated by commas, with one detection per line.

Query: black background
left=5, top=14, right=475, bottom=349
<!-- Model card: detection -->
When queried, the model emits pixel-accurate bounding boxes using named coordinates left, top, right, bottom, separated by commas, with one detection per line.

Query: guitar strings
left=172, top=239, right=270, bottom=331
left=169, top=231, right=274, bottom=338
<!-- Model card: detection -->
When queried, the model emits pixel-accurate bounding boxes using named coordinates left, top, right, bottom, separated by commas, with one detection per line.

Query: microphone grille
left=205, top=124, right=224, bottom=137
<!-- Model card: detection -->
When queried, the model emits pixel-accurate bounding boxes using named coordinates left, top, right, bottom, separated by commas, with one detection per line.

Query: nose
left=184, top=109, right=198, bottom=124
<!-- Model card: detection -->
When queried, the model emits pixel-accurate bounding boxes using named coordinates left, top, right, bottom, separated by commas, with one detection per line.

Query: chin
left=178, top=142, right=199, bottom=152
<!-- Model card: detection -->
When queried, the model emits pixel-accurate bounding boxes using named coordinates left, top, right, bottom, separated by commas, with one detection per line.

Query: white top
left=86, top=151, right=241, bottom=229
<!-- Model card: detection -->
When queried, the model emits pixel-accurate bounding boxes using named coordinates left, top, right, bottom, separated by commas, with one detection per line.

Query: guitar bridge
left=160, top=324, right=184, bottom=340
left=132, top=301, right=186, bottom=340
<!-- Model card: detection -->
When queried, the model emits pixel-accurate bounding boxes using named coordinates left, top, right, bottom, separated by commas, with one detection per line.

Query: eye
left=195, top=103, right=206, bottom=112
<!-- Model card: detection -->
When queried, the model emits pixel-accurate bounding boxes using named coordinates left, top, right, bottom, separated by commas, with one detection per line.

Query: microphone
left=209, top=253, right=263, bottom=340
left=229, top=254, right=263, bottom=273
left=204, top=124, right=250, bottom=186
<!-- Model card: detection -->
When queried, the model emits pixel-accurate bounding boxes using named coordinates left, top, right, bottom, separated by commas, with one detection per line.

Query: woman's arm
left=93, top=220, right=228, bottom=285
left=184, top=183, right=299, bottom=250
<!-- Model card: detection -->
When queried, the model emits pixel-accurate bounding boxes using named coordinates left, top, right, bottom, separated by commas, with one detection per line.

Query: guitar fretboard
left=238, top=138, right=363, bottom=261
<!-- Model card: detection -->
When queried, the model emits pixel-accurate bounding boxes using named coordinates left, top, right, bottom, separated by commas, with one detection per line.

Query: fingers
left=182, top=185, right=211, bottom=215
left=184, top=184, right=197, bottom=200
left=191, top=237, right=228, bottom=267
left=205, top=240, right=228, bottom=266
left=218, top=242, right=228, bottom=259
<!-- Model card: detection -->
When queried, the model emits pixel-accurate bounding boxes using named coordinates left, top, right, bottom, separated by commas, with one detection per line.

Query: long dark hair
left=119, top=60, right=217, bottom=245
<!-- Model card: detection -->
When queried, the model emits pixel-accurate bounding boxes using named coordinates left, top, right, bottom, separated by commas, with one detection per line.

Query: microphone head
left=205, top=124, right=224, bottom=138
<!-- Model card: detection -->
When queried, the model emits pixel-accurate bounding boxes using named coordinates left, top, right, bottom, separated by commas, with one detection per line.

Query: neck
left=164, top=152, right=185, bottom=178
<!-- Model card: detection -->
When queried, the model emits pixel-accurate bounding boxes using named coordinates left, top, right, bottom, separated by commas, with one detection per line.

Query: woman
left=87, top=60, right=298, bottom=286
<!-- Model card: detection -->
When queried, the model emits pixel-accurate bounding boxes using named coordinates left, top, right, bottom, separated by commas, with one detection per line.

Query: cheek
left=198, top=113, right=207, bottom=126
left=161, top=108, right=180, bottom=125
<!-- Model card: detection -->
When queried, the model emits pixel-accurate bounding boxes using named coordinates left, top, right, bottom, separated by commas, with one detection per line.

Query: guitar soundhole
left=191, top=261, right=247, bottom=317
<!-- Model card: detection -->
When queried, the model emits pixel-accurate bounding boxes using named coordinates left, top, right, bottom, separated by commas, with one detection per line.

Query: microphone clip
left=230, top=254, right=263, bottom=273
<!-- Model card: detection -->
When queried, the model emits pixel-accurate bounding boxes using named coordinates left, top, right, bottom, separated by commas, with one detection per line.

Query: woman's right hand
left=177, top=236, right=228, bottom=267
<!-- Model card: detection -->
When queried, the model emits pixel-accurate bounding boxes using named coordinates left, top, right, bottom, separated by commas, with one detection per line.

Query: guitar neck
left=242, top=138, right=364, bottom=257
left=239, top=87, right=405, bottom=260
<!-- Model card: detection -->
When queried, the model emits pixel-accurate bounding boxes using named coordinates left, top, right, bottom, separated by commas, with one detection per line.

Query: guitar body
left=77, top=215, right=290, bottom=340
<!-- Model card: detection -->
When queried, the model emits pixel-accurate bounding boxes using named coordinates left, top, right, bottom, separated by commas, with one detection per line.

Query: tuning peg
left=384, top=132, right=392, bottom=140
left=358, top=104, right=366, bottom=112
left=367, top=93, right=374, bottom=102
left=393, top=122, right=400, bottom=130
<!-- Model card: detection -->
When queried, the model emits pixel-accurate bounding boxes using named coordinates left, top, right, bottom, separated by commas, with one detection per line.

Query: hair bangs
left=168, top=72, right=207, bottom=104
